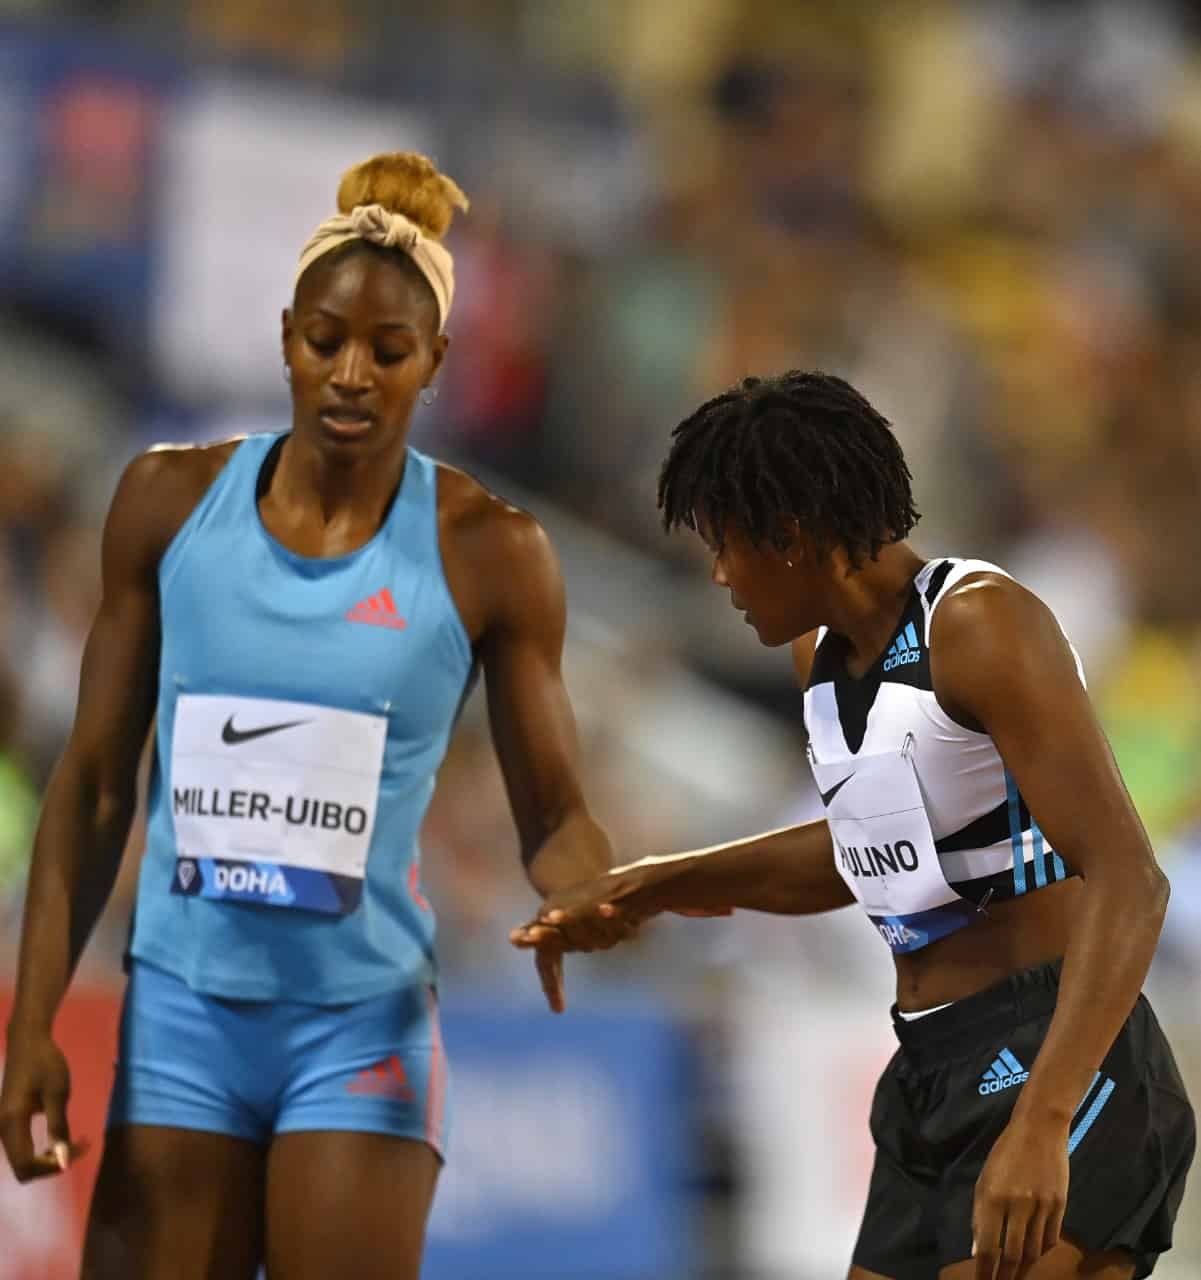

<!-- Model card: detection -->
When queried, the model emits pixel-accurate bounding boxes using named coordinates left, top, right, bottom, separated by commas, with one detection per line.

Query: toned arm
left=520, top=628, right=851, bottom=924
left=931, top=575, right=1168, bottom=1125
left=930, top=573, right=1169, bottom=1270
left=440, top=475, right=617, bottom=1008
left=9, top=451, right=170, bottom=1035
left=475, top=508, right=613, bottom=894
left=1, top=444, right=226, bottom=1179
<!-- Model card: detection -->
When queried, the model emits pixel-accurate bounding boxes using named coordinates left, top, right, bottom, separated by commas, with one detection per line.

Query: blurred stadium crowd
left=1, top=0, right=1200, bottom=1274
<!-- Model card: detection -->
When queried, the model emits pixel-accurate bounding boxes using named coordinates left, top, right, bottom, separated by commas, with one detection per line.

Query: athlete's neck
left=823, top=542, right=926, bottom=677
left=271, top=431, right=408, bottom=534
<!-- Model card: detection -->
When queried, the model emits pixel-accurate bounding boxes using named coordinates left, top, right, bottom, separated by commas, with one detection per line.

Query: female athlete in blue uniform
left=515, top=371, right=1194, bottom=1280
left=0, top=152, right=619, bottom=1279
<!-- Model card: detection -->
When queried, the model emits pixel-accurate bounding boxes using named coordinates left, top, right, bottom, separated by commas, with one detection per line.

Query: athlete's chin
left=748, top=618, right=792, bottom=647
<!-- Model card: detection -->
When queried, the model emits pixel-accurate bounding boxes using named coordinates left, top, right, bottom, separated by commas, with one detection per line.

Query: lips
left=319, top=405, right=376, bottom=438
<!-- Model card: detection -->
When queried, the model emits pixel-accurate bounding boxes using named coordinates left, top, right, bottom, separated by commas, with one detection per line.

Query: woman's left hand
left=972, top=1114, right=1069, bottom=1279
left=513, top=905, right=640, bottom=1015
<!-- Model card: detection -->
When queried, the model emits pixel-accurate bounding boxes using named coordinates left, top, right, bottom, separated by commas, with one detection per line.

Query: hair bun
left=336, top=152, right=469, bottom=242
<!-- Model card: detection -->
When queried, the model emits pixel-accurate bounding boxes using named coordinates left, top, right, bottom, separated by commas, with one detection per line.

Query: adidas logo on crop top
left=803, top=558, right=1081, bottom=955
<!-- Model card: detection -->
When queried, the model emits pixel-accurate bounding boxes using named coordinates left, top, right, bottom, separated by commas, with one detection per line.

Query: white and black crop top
left=803, top=558, right=1081, bottom=922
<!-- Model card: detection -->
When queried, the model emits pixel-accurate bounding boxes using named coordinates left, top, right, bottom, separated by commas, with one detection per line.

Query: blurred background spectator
left=1, top=1, right=1200, bottom=1276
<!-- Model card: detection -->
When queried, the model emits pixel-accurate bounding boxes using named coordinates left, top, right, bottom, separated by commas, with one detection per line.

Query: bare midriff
left=894, top=877, right=1081, bottom=1011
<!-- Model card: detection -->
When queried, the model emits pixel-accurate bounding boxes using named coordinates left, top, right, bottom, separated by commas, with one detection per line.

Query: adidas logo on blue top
left=978, top=1047, right=1030, bottom=1095
left=883, top=621, right=922, bottom=671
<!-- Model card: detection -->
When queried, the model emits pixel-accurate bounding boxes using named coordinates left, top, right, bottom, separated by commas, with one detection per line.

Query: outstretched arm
left=512, top=816, right=850, bottom=940
left=511, top=629, right=850, bottom=949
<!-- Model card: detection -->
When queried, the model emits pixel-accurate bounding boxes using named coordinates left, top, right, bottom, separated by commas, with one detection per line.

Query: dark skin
left=1, top=245, right=621, bottom=1279
left=514, top=521, right=1165, bottom=1280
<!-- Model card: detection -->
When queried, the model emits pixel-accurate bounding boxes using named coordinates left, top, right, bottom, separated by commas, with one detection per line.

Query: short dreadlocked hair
left=658, top=370, right=920, bottom=565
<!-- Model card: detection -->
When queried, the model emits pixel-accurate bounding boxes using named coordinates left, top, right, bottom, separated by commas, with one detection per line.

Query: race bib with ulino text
left=809, top=743, right=977, bottom=953
left=169, top=693, right=387, bottom=915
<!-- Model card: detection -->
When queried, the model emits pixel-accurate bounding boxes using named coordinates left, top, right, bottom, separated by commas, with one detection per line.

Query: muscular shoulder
left=436, top=463, right=551, bottom=559
left=108, top=438, right=242, bottom=572
left=930, top=571, right=1075, bottom=725
left=930, top=571, right=1053, bottom=658
left=435, top=463, right=562, bottom=643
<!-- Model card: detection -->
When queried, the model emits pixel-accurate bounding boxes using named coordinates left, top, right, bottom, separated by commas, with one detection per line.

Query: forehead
left=697, top=512, right=752, bottom=551
left=297, top=248, right=432, bottom=327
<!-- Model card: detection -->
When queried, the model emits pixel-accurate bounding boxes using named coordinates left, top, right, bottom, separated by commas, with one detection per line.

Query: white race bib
left=169, top=693, right=387, bottom=914
left=810, top=743, right=976, bottom=952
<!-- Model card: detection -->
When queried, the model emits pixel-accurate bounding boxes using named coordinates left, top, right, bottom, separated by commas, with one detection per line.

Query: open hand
left=510, top=866, right=656, bottom=1013
left=972, top=1114, right=1069, bottom=1279
left=510, top=864, right=660, bottom=954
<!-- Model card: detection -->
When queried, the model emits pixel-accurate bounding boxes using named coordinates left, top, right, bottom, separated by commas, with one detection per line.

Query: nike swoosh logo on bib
left=221, top=716, right=312, bottom=745
left=819, top=773, right=855, bottom=806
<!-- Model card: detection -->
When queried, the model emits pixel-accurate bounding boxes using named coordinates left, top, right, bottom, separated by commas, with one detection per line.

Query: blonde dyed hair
left=336, top=153, right=469, bottom=242
left=295, top=152, right=470, bottom=328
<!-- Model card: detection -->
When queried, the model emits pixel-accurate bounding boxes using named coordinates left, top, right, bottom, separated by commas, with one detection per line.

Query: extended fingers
left=535, top=943, right=565, bottom=1014
left=539, top=902, right=614, bottom=928
left=973, top=1195, right=1002, bottom=1280
left=974, top=1194, right=1062, bottom=1280
left=1042, top=1194, right=1065, bottom=1254
left=994, top=1198, right=1034, bottom=1280
left=510, top=921, right=561, bottom=948
left=512, top=904, right=637, bottom=953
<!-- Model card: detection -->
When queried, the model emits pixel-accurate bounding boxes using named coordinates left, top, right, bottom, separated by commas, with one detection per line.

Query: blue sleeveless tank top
left=128, top=432, right=475, bottom=1002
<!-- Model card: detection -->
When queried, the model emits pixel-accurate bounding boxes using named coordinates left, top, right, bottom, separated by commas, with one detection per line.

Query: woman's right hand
left=0, top=1028, right=87, bottom=1181
left=509, top=858, right=686, bottom=954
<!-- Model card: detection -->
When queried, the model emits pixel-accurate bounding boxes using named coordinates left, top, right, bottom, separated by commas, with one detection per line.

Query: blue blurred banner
left=423, top=999, right=697, bottom=1280
left=0, top=24, right=173, bottom=337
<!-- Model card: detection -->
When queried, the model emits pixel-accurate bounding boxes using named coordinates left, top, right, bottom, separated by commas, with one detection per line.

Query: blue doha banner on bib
left=423, top=998, right=698, bottom=1280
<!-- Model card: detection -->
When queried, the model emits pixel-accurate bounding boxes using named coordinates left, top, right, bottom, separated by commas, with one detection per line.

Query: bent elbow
left=1151, top=865, right=1171, bottom=918
left=1130, top=863, right=1171, bottom=931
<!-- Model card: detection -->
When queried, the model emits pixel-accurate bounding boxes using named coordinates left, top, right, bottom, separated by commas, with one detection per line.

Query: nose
left=330, top=342, right=372, bottom=395
left=711, top=557, right=728, bottom=588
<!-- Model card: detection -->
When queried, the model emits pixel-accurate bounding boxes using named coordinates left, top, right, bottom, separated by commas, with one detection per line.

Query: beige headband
left=294, top=203, right=455, bottom=329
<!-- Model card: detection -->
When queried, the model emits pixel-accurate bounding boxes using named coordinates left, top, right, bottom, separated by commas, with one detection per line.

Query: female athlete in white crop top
left=514, top=371, right=1192, bottom=1280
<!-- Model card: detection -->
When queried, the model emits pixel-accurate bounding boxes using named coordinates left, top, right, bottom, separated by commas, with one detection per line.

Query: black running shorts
left=852, top=961, right=1195, bottom=1278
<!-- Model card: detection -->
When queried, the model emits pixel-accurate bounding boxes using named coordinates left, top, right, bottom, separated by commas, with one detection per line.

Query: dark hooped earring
left=421, top=386, right=439, bottom=406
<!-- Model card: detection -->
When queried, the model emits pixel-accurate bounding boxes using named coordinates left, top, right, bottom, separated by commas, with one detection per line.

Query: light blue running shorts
left=107, top=960, right=449, bottom=1156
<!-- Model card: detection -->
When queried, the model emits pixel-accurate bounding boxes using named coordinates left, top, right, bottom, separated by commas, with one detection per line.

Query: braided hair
left=658, top=370, right=920, bottom=565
